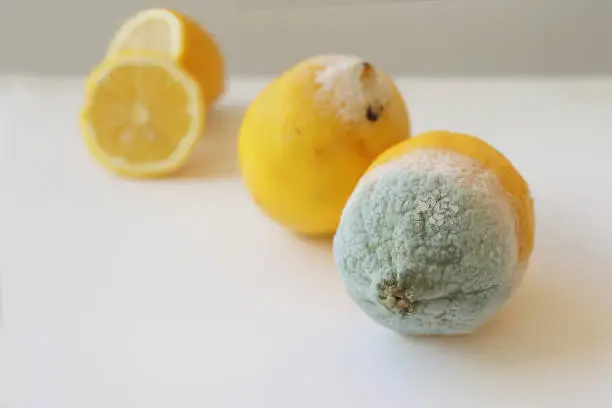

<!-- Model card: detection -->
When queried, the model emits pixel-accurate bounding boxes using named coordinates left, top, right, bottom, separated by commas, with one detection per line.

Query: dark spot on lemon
left=366, top=105, right=383, bottom=122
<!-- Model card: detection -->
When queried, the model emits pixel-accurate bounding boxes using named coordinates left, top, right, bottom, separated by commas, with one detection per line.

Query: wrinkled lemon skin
left=370, top=130, right=534, bottom=261
left=238, top=56, right=411, bottom=236
left=333, top=131, right=534, bottom=335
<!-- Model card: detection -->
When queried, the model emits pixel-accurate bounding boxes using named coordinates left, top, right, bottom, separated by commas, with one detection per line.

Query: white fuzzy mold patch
left=313, top=54, right=394, bottom=123
left=347, top=148, right=516, bottom=219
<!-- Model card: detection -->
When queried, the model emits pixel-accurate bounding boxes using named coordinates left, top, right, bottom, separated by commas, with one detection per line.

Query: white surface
left=3, top=76, right=612, bottom=407
left=2, top=1, right=612, bottom=75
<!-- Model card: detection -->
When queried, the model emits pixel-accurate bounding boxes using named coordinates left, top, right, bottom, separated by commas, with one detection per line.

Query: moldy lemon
left=238, top=54, right=411, bottom=236
left=333, top=131, right=535, bottom=335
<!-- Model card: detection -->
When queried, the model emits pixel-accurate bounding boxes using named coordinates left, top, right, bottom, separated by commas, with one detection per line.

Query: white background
left=3, top=76, right=612, bottom=407
left=1, top=0, right=611, bottom=75
left=3, top=0, right=612, bottom=406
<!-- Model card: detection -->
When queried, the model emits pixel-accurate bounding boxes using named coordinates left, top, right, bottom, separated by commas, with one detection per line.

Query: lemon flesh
left=80, top=53, right=205, bottom=177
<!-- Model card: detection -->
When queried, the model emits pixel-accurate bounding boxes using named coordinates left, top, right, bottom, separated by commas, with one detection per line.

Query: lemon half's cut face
left=80, top=53, right=205, bottom=178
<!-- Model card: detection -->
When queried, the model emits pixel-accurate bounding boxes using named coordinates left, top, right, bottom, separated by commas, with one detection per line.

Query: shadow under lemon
left=175, top=104, right=246, bottom=179
left=291, top=230, right=335, bottom=252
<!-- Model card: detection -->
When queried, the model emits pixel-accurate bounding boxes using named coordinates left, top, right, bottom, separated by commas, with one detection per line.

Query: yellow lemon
left=238, top=54, right=411, bottom=236
left=80, top=53, right=205, bottom=178
left=106, top=8, right=225, bottom=106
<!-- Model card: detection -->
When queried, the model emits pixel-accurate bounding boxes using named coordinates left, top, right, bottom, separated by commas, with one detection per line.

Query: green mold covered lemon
left=333, top=130, right=535, bottom=335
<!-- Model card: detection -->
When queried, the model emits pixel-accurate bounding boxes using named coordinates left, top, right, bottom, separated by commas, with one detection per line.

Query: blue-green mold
left=333, top=155, right=521, bottom=335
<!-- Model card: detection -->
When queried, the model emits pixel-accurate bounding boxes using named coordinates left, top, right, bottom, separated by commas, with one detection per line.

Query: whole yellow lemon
left=238, top=54, right=411, bottom=236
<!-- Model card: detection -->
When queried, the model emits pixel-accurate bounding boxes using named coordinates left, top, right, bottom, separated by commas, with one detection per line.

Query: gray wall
left=1, top=0, right=611, bottom=76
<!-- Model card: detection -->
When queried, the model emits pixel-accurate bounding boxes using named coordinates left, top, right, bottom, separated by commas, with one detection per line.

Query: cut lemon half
left=106, top=8, right=224, bottom=106
left=80, top=53, right=205, bottom=178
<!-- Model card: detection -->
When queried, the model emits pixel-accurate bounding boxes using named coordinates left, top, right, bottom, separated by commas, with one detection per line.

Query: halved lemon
left=80, top=53, right=205, bottom=178
left=106, top=8, right=225, bottom=106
